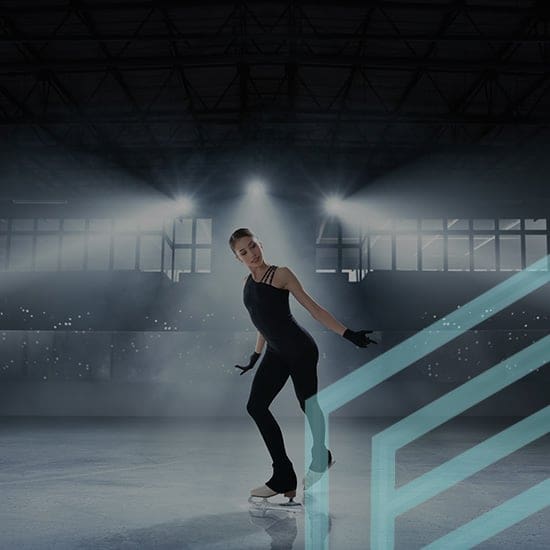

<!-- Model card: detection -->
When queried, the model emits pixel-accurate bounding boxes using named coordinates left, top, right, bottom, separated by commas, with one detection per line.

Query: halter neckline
left=251, top=264, right=276, bottom=284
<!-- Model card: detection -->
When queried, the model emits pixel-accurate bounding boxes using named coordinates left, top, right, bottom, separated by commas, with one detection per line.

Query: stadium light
left=325, top=195, right=344, bottom=215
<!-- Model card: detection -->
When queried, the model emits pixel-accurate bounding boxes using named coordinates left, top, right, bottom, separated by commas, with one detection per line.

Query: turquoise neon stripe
left=304, top=405, right=331, bottom=550
left=371, top=436, right=396, bottom=549
left=393, top=406, right=550, bottom=516
left=380, top=335, right=550, bottom=449
left=371, top=336, right=550, bottom=549
left=316, top=256, right=550, bottom=414
left=306, top=255, right=550, bottom=550
left=424, top=479, right=550, bottom=550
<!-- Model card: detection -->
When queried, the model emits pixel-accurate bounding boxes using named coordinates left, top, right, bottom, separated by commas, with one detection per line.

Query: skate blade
left=254, top=502, right=302, bottom=512
left=248, top=495, right=302, bottom=511
left=279, top=500, right=302, bottom=508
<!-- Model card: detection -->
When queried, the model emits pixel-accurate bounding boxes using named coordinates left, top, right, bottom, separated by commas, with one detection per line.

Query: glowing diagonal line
left=304, top=255, right=550, bottom=550
left=316, top=256, right=550, bottom=413
left=424, top=479, right=550, bottom=550
left=371, top=337, right=550, bottom=549
left=381, top=335, right=550, bottom=449
left=393, top=406, right=550, bottom=516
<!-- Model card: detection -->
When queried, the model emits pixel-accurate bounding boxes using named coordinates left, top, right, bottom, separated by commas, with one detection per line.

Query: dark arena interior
left=0, top=1, right=549, bottom=549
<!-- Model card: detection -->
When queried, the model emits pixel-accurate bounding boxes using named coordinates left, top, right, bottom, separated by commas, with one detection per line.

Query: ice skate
left=248, top=484, right=302, bottom=510
left=248, top=462, right=302, bottom=511
left=303, top=450, right=335, bottom=491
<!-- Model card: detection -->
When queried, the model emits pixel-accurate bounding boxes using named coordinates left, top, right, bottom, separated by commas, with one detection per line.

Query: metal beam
left=2, top=32, right=549, bottom=45
left=0, top=1, right=539, bottom=17
left=72, top=2, right=165, bottom=155
left=0, top=11, right=155, bottom=183
left=1, top=109, right=548, bottom=126
left=1, top=54, right=547, bottom=75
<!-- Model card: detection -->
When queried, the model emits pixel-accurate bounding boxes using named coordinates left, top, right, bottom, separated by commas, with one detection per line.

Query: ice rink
left=1, top=416, right=548, bottom=549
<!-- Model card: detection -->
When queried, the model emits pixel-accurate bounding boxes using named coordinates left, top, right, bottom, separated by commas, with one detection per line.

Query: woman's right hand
left=234, top=351, right=261, bottom=375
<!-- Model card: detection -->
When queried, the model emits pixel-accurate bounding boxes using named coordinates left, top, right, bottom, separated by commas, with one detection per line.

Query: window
left=114, top=219, right=138, bottom=233
left=11, top=219, right=34, bottom=231
left=175, top=218, right=193, bottom=244
left=195, top=249, right=211, bottom=273
left=370, top=235, right=392, bottom=270
left=473, top=236, right=496, bottom=271
left=396, top=235, right=418, bottom=270
left=315, top=247, right=337, bottom=272
left=0, top=216, right=208, bottom=278
left=322, top=218, right=340, bottom=244
left=138, top=218, right=163, bottom=232
left=113, top=235, right=136, bottom=270
left=61, top=234, right=85, bottom=270
left=174, top=248, right=191, bottom=279
left=0, top=235, right=7, bottom=269
left=524, top=219, right=546, bottom=230
left=139, top=235, right=162, bottom=272
left=63, top=219, right=86, bottom=231
left=499, top=219, right=520, bottom=231
left=525, top=235, right=547, bottom=269
left=447, top=219, right=469, bottom=230
left=421, top=235, right=443, bottom=271
left=163, top=237, right=172, bottom=278
left=395, top=219, right=417, bottom=232
left=34, top=235, right=59, bottom=271
left=421, top=219, right=443, bottom=231
left=196, top=218, right=212, bottom=245
left=37, top=218, right=60, bottom=231
left=86, top=233, right=110, bottom=270
left=342, top=247, right=360, bottom=271
left=499, top=235, right=521, bottom=271
left=8, top=235, right=33, bottom=270
left=315, top=215, right=548, bottom=280
left=447, top=236, right=469, bottom=271
left=315, top=217, right=361, bottom=279
left=473, top=219, right=495, bottom=230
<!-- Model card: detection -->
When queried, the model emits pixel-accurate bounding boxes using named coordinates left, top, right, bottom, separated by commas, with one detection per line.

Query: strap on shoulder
left=260, top=265, right=277, bottom=285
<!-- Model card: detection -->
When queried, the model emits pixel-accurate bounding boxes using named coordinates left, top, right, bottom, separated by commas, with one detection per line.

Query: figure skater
left=229, top=228, right=376, bottom=504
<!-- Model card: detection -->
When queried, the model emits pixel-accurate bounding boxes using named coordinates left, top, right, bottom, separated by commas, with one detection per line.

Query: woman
left=229, top=227, right=375, bottom=503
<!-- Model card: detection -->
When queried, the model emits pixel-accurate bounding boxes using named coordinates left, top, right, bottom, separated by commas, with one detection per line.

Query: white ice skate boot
left=303, top=449, right=335, bottom=491
left=248, top=463, right=301, bottom=510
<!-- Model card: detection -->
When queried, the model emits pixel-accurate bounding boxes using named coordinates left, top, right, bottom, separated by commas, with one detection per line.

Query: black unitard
left=243, top=265, right=328, bottom=480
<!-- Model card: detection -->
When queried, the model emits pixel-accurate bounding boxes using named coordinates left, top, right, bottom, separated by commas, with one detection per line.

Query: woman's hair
left=229, top=227, right=256, bottom=255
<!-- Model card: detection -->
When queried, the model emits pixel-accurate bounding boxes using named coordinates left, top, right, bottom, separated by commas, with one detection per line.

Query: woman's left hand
left=343, top=329, right=378, bottom=348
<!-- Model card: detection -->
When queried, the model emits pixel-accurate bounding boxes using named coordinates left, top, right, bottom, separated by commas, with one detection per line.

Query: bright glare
left=176, top=196, right=194, bottom=215
left=247, top=180, right=266, bottom=197
left=325, top=195, right=344, bottom=215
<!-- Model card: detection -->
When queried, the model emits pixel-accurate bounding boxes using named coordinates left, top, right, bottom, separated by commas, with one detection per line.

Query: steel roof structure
left=0, top=1, right=549, bottom=197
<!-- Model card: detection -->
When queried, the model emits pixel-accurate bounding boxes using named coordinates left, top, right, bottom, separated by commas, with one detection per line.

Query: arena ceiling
left=0, top=0, right=549, bottom=198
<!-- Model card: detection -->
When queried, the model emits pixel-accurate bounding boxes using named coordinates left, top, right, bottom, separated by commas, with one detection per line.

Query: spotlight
left=176, top=196, right=194, bottom=215
left=247, top=180, right=266, bottom=197
left=325, top=195, right=344, bottom=215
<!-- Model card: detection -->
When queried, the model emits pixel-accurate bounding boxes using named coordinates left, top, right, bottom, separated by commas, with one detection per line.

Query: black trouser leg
left=289, top=346, right=330, bottom=469
left=246, top=349, right=291, bottom=468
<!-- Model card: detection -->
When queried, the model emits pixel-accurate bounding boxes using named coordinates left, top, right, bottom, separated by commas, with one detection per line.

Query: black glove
left=343, top=329, right=377, bottom=348
left=234, top=351, right=261, bottom=375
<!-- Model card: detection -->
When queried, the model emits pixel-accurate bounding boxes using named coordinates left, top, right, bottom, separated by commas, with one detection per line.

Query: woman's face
left=234, top=236, right=263, bottom=267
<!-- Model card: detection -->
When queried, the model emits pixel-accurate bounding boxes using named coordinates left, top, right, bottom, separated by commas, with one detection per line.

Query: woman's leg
left=246, top=349, right=292, bottom=467
left=289, top=345, right=330, bottom=470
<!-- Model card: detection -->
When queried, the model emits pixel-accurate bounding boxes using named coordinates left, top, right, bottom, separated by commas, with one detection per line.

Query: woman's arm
left=281, top=267, right=347, bottom=336
left=312, top=307, right=347, bottom=336
left=255, top=331, right=266, bottom=354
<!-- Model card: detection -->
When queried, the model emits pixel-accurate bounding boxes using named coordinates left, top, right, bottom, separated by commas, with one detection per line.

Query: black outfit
left=243, top=265, right=328, bottom=492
